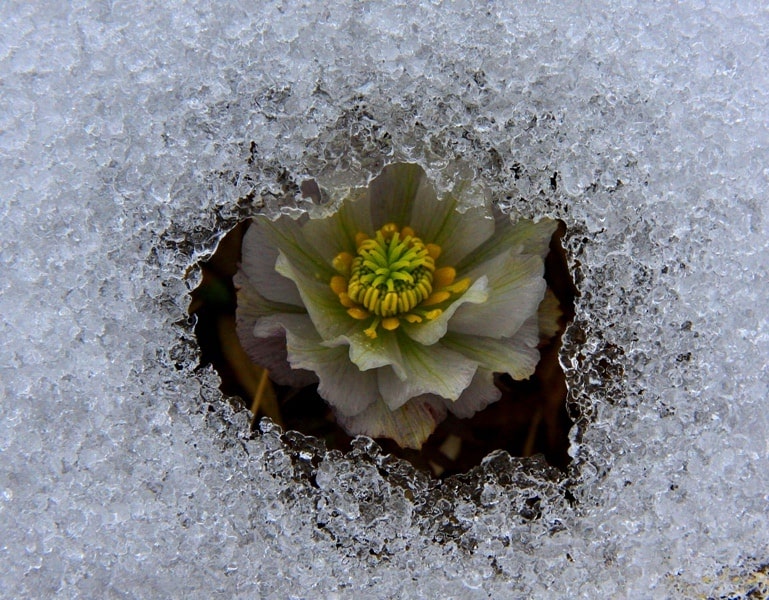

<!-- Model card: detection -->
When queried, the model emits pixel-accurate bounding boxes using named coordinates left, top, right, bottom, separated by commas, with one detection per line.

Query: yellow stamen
left=402, top=313, right=423, bottom=323
left=338, top=293, right=356, bottom=308
left=332, top=252, right=354, bottom=274
left=347, top=307, right=370, bottom=320
left=355, top=232, right=369, bottom=248
left=433, top=266, right=456, bottom=288
left=445, top=277, right=471, bottom=294
left=330, top=275, right=347, bottom=295
left=401, top=226, right=415, bottom=238
left=382, top=317, right=400, bottom=331
left=423, top=309, right=442, bottom=321
left=364, top=318, right=381, bottom=338
left=422, top=291, right=451, bottom=306
left=426, top=243, right=442, bottom=260
left=380, top=222, right=399, bottom=238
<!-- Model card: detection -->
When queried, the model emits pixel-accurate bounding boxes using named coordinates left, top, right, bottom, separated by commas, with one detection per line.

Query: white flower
left=235, top=163, right=557, bottom=449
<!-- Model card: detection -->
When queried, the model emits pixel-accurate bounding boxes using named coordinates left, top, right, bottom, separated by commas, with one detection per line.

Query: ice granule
left=1, top=1, right=768, bottom=598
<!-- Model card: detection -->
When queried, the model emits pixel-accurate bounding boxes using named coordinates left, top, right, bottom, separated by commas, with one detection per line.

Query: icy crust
left=2, top=0, right=769, bottom=598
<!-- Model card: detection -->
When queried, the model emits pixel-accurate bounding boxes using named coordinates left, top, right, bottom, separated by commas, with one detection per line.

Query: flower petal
left=449, top=251, right=546, bottom=339
left=456, top=213, right=557, bottom=274
left=335, top=395, right=447, bottom=450
left=238, top=220, right=306, bottom=306
left=410, top=192, right=495, bottom=267
left=441, top=326, right=540, bottom=382
left=326, top=329, right=406, bottom=378
left=301, top=187, right=373, bottom=261
left=235, top=302, right=318, bottom=387
left=442, top=369, right=501, bottom=418
left=377, top=336, right=478, bottom=410
left=368, top=163, right=429, bottom=229
left=257, top=213, right=336, bottom=281
left=282, top=328, right=379, bottom=418
left=401, top=276, right=489, bottom=346
left=274, top=251, right=358, bottom=340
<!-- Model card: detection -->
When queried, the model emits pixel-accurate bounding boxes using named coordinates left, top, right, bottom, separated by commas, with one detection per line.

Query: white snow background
left=1, top=1, right=768, bottom=598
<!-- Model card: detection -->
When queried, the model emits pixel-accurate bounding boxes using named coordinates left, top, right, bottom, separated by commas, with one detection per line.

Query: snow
left=1, top=1, right=768, bottom=597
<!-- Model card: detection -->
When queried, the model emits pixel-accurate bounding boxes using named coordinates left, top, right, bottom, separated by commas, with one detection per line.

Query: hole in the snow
left=190, top=207, right=576, bottom=479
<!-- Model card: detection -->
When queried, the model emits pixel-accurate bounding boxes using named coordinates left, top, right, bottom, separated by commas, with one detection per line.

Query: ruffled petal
left=282, top=328, right=379, bottom=418
left=441, top=325, right=540, bottom=382
left=401, top=276, right=489, bottom=345
left=449, top=251, right=546, bottom=339
left=410, top=192, right=495, bottom=267
left=235, top=295, right=318, bottom=387
left=335, top=395, right=447, bottom=450
left=368, top=163, right=429, bottom=229
left=238, top=220, right=305, bottom=306
left=456, top=213, right=557, bottom=274
left=443, top=369, right=501, bottom=418
left=257, top=213, right=336, bottom=281
left=325, top=329, right=406, bottom=378
left=377, top=336, right=478, bottom=410
left=274, top=251, right=358, bottom=340
left=301, top=187, right=373, bottom=261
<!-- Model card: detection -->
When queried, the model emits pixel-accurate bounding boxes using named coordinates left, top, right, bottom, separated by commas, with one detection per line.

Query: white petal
left=258, top=213, right=336, bottom=281
left=411, top=195, right=495, bottom=267
left=538, top=288, right=562, bottom=341
left=441, top=327, right=540, bottom=381
left=283, top=328, right=379, bottom=418
left=443, top=369, right=501, bottom=418
left=235, top=300, right=317, bottom=387
left=325, top=329, right=406, bottom=378
left=456, top=214, right=557, bottom=274
left=274, top=251, right=358, bottom=340
left=301, top=187, right=373, bottom=262
left=335, top=395, right=447, bottom=450
left=239, top=219, right=304, bottom=306
left=368, top=163, right=429, bottom=229
left=401, top=276, right=489, bottom=346
left=449, top=251, right=546, bottom=339
left=377, top=338, right=478, bottom=410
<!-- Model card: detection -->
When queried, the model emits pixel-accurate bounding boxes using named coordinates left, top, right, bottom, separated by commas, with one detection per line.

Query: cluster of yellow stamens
left=329, top=222, right=471, bottom=338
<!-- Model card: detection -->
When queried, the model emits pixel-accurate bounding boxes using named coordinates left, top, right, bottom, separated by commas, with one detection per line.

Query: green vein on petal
left=283, top=328, right=379, bottom=418
left=326, top=328, right=407, bottom=379
left=455, top=214, right=557, bottom=274
left=258, top=213, right=335, bottom=281
left=335, top=395, right=446, bottom=450
left=368, top=163, right=426, bottom=229
left=449, top=251, right=545, bottom=339
left=302, top=187, right=372, bottom=261
left=377, top=335, right=478, bottom=410
left=401, top=276, right=489, bottom=346
left=441, top=330, right=540, bottom=381
left=274, top=251, right=356, bottom=340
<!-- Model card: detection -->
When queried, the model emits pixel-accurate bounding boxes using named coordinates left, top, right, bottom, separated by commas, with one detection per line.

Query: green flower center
left=330, top=223, right=470, bottom=338
left=348, top=223, right=435, bottom=317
